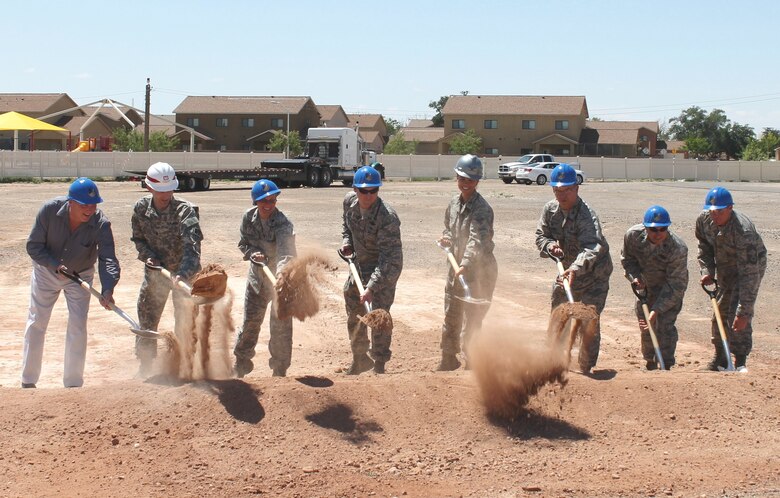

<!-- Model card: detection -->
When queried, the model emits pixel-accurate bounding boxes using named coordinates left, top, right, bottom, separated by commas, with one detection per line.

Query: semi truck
left=128, top=127, right=382, bottom=191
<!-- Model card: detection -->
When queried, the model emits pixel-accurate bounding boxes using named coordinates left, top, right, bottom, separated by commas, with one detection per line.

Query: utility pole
left=143, top=78, right=151, bottom=151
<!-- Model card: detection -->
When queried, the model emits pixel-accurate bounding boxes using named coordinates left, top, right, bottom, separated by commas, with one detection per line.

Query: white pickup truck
left=497, top=154, right=555, bottom=184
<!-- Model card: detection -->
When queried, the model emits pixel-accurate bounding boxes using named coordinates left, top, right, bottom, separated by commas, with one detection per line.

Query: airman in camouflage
left=340, top=166, right=402, bottom=375
left=437, top=155, right=497, bottom=371
left=696, top=187, right=766, bottom=371
left=535, top=164, right=612, bottom=374
left=234, top=180, right=296, bottom=378
left=131, top=163, right=203, bottom=373
left=621, top=205, right=689, bottom=370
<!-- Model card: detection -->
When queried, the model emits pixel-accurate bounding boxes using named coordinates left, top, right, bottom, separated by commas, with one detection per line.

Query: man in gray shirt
left=22, top=178, right=120, bottom=388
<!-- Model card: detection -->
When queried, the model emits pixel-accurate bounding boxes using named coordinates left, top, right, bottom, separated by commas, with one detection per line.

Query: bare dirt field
left=1, top=179, right=779, bottom=497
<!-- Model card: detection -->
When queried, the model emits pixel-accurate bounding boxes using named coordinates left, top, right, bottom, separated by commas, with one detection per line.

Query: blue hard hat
left=67, top=177, right=103, bottom=205
left=703, top=186, right=733, bottom=210
left=550, top=164, right=578, bottom=187
left=643, top=205, right=671, bottom=227
left=354, top=166, right=382, bottom=188
left=251, top=179, right=281, bottom=203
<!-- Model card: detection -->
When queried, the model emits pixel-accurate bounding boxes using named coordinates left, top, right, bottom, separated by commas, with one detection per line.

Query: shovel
left=250, top=253, right=277, bottom=285
left=702, top=280, right=736, bottom=372
left=145, top=263, right=222, bottom=305
left=631, top=282, right=666, bottom=370
left=435, top=241, right=490, bottom=305
left=59, top=269, right=160, bottom=339
left=337, top=249, right=393, bottom=327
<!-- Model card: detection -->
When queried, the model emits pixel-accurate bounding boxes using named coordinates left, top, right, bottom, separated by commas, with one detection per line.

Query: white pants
left=21, top=263, right=93, bottom=387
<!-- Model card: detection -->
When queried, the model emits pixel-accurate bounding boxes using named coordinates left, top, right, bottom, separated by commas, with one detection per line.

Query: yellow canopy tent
left=0, top=111, right=68, bottom=151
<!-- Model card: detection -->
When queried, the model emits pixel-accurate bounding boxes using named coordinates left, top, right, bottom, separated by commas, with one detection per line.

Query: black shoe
left=21, top=383, right=36, bottom=388
left=437, top=354, right=461, bottom=372
left=234, top=359, right=254, bottom=378
left=373, top=361, right=385, bottom=374
left=707, top=353, right=727, bottom=371
left=645, top=360, right=658, bottom=371
left=735, top=355, right=747, bottom=368
left=346, top=354, right=374, bottom=375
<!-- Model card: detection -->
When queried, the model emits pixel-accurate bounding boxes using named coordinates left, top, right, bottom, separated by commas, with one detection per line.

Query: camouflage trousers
left=710, top=271, right=759, bottom=357
left=551, top=277, right=609, bottom=371
left=344, top=272, right=396, bottom=363
left=440, top=257, right=497, bottom=357
left=234, top=279, right=293, bottom=372
left=633, top=298, right=681, bottom=366
left=136, top=269, right=193, bottom=360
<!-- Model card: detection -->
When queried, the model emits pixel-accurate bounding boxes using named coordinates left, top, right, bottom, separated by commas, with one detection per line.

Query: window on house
left=522, top=120, right=536, bottom=130
left=452, top=119, right=465, bottom=129
left=640, top=135, right=648, bottom=142
left=186, top=118, right=199, bottom=127
left=242, top=118, right=255, bottom=128
left=485, top=148, right=499, bottom=155
left=216, top=118, right=228, bottom=128
left=484, top=120, right=498, bottom=129
left=555, top=120, right=569, bottom=130
left=219, top=144, right=227, bottom=151
left=271, top=118, right=284, bottom=128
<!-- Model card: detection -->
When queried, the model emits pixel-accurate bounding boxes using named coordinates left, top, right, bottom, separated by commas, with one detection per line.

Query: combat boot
left=645, top=360, right=658, bottom=371
left=234, top=358, right=254, bottom=378
left=437, top=354, right=461, bottom=371
left=346, top=354, right=374, bottom=375
left=707, top=352, right=727, bottom=371
left=373, top=361, right=386, bottom=374
left=735, top=354, right=747, bottom=370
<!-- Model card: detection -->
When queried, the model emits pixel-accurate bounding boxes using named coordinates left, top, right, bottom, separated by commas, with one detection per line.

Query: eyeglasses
left=553, top=186, right=577, bottom=194
left=357, top=188, right=379, bottom=195
left=647, top=227, right=667, bottom=233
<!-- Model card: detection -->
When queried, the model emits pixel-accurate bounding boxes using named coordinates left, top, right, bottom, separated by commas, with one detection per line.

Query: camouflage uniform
left=695, top=210, right=766, bottom=359
left=234, top=207, right=296, bottom=375
left=535, top=197, right=613, bottom=372
left=440, top=191, right=498, bottom=357
left=621, top=224, right=689, bottom=367
left=342, top=191, right=403, bottom=364
left=131, top=195, right=203, bottom=360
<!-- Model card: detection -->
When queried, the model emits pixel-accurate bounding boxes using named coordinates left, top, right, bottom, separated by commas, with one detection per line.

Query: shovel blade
left=131, top=328, right=162, bottom=339
left=454, top=295, right=491, bottom=305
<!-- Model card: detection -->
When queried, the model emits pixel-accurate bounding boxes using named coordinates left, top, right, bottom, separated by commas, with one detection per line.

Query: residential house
left=347, top=113, right=388, bottom=152
left=316, top=105, right=349, bottom=127
left=441, top=95, right=589, bottom=157
left=579, top=120, right=659, bottom=157
left=406, top=119, right=433, bottom=128
left=396, top=127, right=446, bottom=154
left=173, top=96, right=321, bottom=151
left=0, top=93, right=80, bottom=150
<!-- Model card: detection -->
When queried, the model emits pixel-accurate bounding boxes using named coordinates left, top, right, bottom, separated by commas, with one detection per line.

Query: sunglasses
left=357, top=188, right=379, bottom=195
left=258, top=196, right=278, bottom=204
left=647, top=227, right=667, bottom=233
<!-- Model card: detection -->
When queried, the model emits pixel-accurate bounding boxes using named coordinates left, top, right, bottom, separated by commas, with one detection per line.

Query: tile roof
left=406, top=119, right=433, bottom=128
left=580, top=128, right=640, bottom=145
left=397, top=127, right=445, bottom=142
left=173, top=96, right=312, bottom=114
left=316, top=105, right=345, bottom=121
left=586, top=120, right=659, bottom=133
left=347, top=113, right=384, bottom=129
left=443, top=95, right=588, bottom=116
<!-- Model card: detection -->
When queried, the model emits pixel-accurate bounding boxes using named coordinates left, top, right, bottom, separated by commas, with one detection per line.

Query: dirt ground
left=1, top=179, right=779, bottom=498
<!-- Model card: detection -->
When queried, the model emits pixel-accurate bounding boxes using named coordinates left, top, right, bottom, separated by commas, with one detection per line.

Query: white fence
left=1, top=150, right=778, bottom=182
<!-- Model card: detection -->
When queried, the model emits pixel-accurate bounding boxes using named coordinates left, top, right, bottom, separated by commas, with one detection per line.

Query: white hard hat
left=145, top=162, right=179, bottom=192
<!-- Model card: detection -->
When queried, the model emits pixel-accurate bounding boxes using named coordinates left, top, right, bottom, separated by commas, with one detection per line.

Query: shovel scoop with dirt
left=337, top=249, right=393, bottom=330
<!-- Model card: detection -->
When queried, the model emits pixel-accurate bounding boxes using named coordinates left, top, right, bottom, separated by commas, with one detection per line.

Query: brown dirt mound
left=275, top=253, right=330, bottom=321
left=470, top=326, right=568, bottom=419
left=191, top=263, right=228, bottom=298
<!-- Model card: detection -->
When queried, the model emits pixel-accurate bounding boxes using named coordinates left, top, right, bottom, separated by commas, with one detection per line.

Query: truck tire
left=197, top=178, right=211, bottom=191
left=342, top=179, right=353, bottom=187
left=501, top=178, right=513, bottom=184
left=319, top=168, right=332, bottom=187
left=306, top=167, right=320, bottom=188
left=182, top=176, right=197, bottom=191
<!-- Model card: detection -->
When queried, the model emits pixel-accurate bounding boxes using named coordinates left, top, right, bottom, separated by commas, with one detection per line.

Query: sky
left=6, top=0, right=780, bottom=133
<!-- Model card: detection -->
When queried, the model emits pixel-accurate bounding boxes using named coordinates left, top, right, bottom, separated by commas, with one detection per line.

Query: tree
left=112, top=128, right=179, bottom=152
left=384, top=132, right=418, bottom=155
left=429, top=90, right=468, bottom=127
left=682, top=136, right=711, bottom=159
left=668, top=106, right=754, bottom=159
left=268, top=130, right=303, bottom=157
left=385, top=118, right=402, bottom=137
left=742, top=128, right=780, bottom=161
left=448, top=129, right=482, bottom=155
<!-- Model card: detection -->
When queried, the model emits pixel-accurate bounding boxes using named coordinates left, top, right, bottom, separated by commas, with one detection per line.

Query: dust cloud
left=275, top=252, right=331, bottom=321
